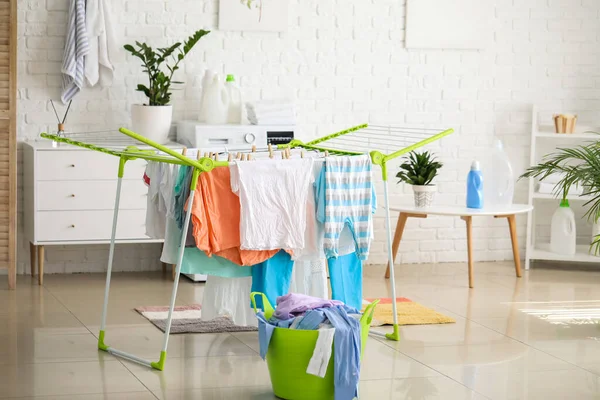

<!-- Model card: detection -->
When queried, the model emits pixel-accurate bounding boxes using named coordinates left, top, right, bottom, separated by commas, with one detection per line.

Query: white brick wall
left=13, top=0, right=600, bottom=274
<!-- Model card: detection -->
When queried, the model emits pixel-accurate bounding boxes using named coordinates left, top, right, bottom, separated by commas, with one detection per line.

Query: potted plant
left=124, top=29, right=210, bottom=144
left=396, top=151, right=443, bottom=208
left=520, top=139, right=600, bottom=254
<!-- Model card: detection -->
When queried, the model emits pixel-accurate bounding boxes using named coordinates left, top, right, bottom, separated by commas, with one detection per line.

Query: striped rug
left=135, top=304, right=257, bottom=334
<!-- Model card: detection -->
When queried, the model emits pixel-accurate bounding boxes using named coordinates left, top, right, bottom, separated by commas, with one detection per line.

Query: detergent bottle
left=225, top=74, right=242, bottom=124
left=466, top=160, right=484, bottom=209
left=198, top=70, right=215, bottom=122
left=203, top=74, right=230, bottom=125
left=550, top=199, right=576, bottom=255
left=484, top=139, right=514, bottom=207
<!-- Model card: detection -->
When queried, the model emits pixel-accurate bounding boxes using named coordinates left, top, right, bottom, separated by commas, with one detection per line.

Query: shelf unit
left=525, top=107, right=600, bottom=269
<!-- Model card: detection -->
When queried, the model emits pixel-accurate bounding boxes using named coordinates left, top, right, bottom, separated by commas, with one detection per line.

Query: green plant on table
left=396, top=151, right=443, bottom=186
left=123, top=29, right=210, bottom=106
left=519, top=136, right=600, bottom=253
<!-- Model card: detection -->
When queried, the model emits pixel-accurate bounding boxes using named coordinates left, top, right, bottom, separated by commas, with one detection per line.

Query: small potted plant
left=396, top=151, right=443, bottom=207
left=124, top=29, right=210, bottom=144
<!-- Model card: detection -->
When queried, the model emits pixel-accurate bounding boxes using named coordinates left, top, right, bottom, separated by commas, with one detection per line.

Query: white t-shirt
left=230, top=158, right=314, bottom=253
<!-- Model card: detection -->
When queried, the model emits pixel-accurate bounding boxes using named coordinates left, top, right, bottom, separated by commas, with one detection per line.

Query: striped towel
left=61, top=0, right=89, bottom=104
left=323, top=155, right=373, bottom=260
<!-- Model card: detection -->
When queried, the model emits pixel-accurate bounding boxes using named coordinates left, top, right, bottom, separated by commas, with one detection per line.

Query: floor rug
left=362, top=297, right=455, bottom=326
left=135, top=305, right=257, bottom=333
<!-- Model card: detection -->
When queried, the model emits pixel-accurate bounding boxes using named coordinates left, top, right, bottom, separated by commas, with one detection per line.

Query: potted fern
left=520, top=138, right=600, bottom=255
left=124, top=29, right=210, bottom=144
left=396, top=151, right=443, bottom=207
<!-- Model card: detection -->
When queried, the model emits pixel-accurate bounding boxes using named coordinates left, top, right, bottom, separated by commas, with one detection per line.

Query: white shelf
left=532, top=192, right=593, bottom=201
left=529, top=243, right=600, bottom=264
left=535, top=125, right=600, bottom=139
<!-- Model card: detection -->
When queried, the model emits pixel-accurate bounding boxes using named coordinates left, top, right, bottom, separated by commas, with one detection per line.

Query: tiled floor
left=1, top=261, right=600, bottom=399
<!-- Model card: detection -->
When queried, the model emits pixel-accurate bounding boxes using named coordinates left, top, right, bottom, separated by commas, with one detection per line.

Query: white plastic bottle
left=198, top=70, right=215, bottom=122
left=225, top=74, right=242, bottom=124
left=203, top=75, right=230, bottom=125
left=550, top=200, right=576, bottom=255
left=484, top=139, right=514, bottom=207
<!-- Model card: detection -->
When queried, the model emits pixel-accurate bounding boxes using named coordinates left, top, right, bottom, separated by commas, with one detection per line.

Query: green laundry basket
left=251, top=292, right=379, bottom=400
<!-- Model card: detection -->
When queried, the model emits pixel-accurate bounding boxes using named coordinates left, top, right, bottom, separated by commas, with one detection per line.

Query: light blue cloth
left=296, top=309, right=326, bottom=330
left=322, top=306, right=362, bottom=400
left=251, top=251, right=294, bottom=310
left=328, top=253, right=363, bottom=310
left=256, top=311, right=275, bottom=360
left=180, top=248, right=252, bottom=278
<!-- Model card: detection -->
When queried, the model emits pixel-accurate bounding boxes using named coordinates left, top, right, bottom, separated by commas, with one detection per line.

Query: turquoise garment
left=174, top=166, right=193, bottom=230
left=251, top=251, right=294, bottom=310
left=180, top=248, right=252, bottom=278
left=328, top=253, right=363, bottom=310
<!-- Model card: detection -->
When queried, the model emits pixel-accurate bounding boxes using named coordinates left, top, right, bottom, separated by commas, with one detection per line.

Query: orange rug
left=362, top=297, right=455, bottom=326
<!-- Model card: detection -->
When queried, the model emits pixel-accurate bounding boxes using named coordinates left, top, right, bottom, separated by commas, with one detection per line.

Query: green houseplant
left=520, top=138, right=600, bottom=254
left=396, top=151, right=443, bottom=207
left=124, top=29, right=210, bottom=144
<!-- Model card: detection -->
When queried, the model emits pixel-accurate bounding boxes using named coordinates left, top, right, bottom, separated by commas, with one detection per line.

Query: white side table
left=385, top=204, right=533, bottom=288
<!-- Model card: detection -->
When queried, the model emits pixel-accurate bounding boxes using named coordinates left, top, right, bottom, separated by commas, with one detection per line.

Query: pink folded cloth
left=274, top=293, right=343, bottom=320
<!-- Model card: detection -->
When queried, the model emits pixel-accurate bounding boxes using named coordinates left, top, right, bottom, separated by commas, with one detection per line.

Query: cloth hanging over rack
left=230, top=158, right=314, bottom=253
left=85, top=0, right=116, bottom=87
left=61, top=0, right=89, bottom=103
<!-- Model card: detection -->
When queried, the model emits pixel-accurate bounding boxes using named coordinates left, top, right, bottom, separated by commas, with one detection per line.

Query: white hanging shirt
left=85, top=0, right=116, bottom=87
left=230, top=158, right=314, bottom=253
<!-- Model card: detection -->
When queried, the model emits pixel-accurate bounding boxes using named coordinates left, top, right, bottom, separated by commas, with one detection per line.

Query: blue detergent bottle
left=467, top=160, right=483, bottom=209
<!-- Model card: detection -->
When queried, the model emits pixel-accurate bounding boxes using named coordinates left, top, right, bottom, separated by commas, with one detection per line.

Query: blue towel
left=328, top=253, right=363, bottom=310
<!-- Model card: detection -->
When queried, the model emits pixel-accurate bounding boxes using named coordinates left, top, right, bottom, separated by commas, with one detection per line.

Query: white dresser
left=23, top=141, right=171, bottom=284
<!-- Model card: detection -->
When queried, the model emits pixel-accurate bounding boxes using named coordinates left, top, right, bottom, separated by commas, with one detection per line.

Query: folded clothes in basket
left=256, top=293, right=362, bottom=400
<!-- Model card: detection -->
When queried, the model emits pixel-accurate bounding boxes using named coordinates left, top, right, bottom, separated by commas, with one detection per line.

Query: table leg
left=462, top=216, right=474, bottom=288
left=385, top=213, right=427, bottom=279
left=38, top=245, right=45, bottom=286
left=29, top=242, right=36, bottom=277
left=507, top=214, right=522, bottom=278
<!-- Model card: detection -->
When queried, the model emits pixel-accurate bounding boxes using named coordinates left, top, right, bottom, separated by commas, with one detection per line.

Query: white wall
left=14, top=0, right=600, bottom=273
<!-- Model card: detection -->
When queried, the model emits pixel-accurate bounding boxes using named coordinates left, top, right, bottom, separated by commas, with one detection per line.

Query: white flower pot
left=131, top=104, right=173, bottom=144
left=412, top=185, right=436, bottom=208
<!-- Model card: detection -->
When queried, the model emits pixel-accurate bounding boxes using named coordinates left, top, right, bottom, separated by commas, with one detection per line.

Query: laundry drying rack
left=40, top=123, right=454, bottom=371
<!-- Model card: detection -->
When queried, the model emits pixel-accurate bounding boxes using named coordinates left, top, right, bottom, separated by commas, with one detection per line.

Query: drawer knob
left=70, top=194, right=75, bottom=197
left=69, top=164, right=75, bottom=168
left=69, top=224, right=75, bottom=228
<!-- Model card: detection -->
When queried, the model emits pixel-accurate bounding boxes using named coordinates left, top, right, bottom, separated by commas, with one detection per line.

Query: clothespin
left=247, top=154, right=253, bottom=161
left=285, top=148, right=291, bottom=159
left=268, top=144, right=274, bottom=159
left=301, top=150, right=305, bottom=159
left=197, top=151, right=202, bottom=161
left=242, top=153, right=248, bottom=161
left=236, top=152, right=242, bottom=160
left=281, top=151, right=285, bottom=160
left=182, top=147, right=188, bottom=156
left=204, top=152, right=209, bottom=158
left=325, top=150, right=329, bottom=157
left=214, top=153, right=219, bottom=161
left=228, top=153, right=233, bottom=162
left=252, top=145, right=256, bottom=153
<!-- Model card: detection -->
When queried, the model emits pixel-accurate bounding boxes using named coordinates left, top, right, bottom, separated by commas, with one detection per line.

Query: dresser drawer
left=37, top=150, right=147, bottom=181
left=36, top=210, right=149, bottom=242
left=37, top=180, right=148, bottom=211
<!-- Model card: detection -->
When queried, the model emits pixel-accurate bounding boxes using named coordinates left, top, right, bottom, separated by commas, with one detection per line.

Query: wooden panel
left=1, top=0, right=15, bottom=287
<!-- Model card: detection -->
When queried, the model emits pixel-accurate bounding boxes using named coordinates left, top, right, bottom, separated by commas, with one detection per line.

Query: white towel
left=307, top=328, right=335, bottom=378
left=61, top=0, right=89, bottom=104
left=85, top=0, right=117, bottom=87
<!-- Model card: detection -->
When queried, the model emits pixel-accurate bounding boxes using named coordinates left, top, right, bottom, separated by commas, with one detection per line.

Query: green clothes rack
left=40, top=123, right=453, bottom=371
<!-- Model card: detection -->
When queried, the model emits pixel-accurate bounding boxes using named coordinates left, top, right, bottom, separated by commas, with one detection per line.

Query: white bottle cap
left=471, top=160, right=480, bottom=171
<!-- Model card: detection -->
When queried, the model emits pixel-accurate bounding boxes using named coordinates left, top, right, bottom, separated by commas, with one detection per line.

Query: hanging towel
left=85, top=0, right=116, bottom=87
left=61, top=0, right=89, bottom=103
